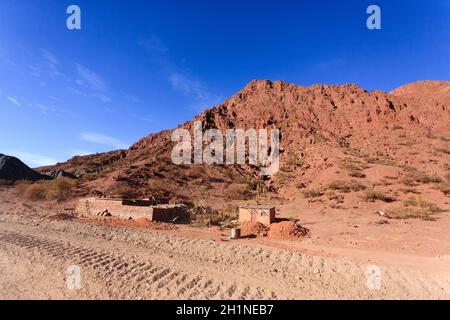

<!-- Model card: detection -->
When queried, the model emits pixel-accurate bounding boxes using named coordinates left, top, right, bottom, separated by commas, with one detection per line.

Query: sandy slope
left=1, top=208, right=450, bottom=300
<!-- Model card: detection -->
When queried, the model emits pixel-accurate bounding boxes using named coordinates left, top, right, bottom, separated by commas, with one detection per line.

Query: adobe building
left=75, top=197, right=189, bottom=223
left=239, top=205, right=276, bottom=226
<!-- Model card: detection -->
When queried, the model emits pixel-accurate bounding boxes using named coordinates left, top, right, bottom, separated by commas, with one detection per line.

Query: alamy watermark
left=367, top=5, right=381, bottom=30
left=66, top=265, right=82, bottom=290
left=171, top=121, right=280, bottom=176
left=366, top=265, right=382, bottom=290
left=66, top=5, right=81, bottom=30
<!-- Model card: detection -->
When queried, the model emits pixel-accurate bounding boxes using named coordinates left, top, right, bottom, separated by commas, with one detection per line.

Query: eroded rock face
left=34, top=80, right=450, bottom=201
left=0, top=154, right=48, bottom=181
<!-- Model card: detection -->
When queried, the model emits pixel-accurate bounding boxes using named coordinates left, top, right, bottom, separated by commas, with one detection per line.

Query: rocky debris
left=0, top=154, right=49, bottom=182
left=43, top=170, right=77, bottom=179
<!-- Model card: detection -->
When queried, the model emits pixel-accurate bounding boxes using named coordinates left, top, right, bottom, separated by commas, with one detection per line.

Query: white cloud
left=75, top=63, right=107, bottom=92
left=66, top=149, right=92, bottom=158
left=36, top=104, right=66, bottom=115
left=7, top=97, right=21, bottom=106
left=6, top=151, right=58, bottom=168
left=81, top=132, right=128, bottom=149
left=41, top=49, right=59, bottom=66
left=169, top=72, right=222, bottom=110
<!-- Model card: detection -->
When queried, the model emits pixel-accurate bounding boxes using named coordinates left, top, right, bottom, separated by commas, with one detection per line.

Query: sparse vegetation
left=189, top=205, right=237, bottom=227
left=223, top=183, right=253, bottom=200
left=326, top=190, right=344, bottom=203
left=401, top=169, right=443, bottom=186
left=0, top=179, right=12, bottom=186
left=302, top=188, right=324, bottom=198
left=386, top=196, right=444, bottom=220
left=326, top=180, right=366, bottom=193
left=362, top=189, right=396, bottom=203
left=22, top=178, right=78, bottom=201
left=437, top=182, right=450, bottom=195
left=349, top=170, right=366, bottom=178
left=435, top=148, right=450, bottom=155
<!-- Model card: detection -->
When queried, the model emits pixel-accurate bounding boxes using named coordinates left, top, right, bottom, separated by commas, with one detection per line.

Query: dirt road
left=1, top=210, right=450, bottom=300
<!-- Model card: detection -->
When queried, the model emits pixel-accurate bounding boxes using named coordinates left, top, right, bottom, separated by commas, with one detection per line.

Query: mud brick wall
left=239, top=207, right=275, bottom=226
left=75, top=198, right=153, bottom=220
left=152, top=205, right=190, bottom=223
left=75, top=198, right=189, bottom=222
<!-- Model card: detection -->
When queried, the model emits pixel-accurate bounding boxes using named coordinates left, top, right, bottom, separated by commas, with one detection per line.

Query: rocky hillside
left=38, top=80, right=450, bottom=206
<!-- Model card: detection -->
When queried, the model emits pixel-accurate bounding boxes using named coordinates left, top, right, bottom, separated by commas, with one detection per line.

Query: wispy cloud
left=36, top=104, right=66, bottom=115
left=66, top=149, right=93, bottom=158
left=40, top=49, right=66, bottom=79
left=139, top=36, right=222, bottom=111
left=75, top=63, right=112, bottom=103
left=6, top=150, right=58, bottom=168
left=81, top=132, right=128, bottom=149
left=76, top=63, right=107, bottom=92
left=169, top=72, right=222, bottom=110
left=7, top=97, right=21, bottom=106
left=41, top=49, right=59, bottom=66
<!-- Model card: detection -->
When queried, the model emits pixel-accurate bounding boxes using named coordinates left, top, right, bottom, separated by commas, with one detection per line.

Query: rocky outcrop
left=0, top=154, right=49, bottom=181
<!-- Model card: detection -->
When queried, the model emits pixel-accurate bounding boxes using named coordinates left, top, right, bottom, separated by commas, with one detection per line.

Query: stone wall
left=75, top=198, right=189, bottom=223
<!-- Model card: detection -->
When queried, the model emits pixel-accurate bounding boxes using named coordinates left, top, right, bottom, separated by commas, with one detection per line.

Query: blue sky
left=0, top=0, right=449, bottom=167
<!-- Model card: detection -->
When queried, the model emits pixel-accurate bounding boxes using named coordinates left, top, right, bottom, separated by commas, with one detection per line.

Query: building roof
left=241, top=205, right=275, bottom=210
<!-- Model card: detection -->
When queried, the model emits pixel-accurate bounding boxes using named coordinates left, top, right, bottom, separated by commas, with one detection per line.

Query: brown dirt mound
left=240, top=222, right=269, bottom=237
left=268, top=221, right=310, bottom=240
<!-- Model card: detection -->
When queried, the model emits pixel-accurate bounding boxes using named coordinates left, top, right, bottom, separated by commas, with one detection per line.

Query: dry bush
left=223, top=183, right=253, bottom=200
left=302, top=188, right=324, bottom=198
left=0, top=179, right=13, bottom=187
left=362, top=189, right=396, bottom=202
left=349, top=170, right=367, bottom=179
left=326, top=191, right=344, bottom=203
left=436, top=148, right=450, bottom=155
left=401, top=169, right=443, bottom=186
left=189, top=206, right=236, bottom=227
left=387, top=196, right=444, bottom=220
left=326, top=180, right=366, bottom=193
left=438, top=182, right=450, bottom=196
left=445, top=173, right=450, bottom=182
left=23, top=178, right=78, bottom=201
left=148, top=180, right=171, bottom=197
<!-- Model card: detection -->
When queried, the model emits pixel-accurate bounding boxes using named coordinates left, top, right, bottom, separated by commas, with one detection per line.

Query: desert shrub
left=302, top=188, right=324, bottom=198
left=401, top=170, right=443, bottom=186
left=24, top=184, right=47, bottom=201
left=440, top=136, right=450, bottom=142
left=436, top=148, right=450, bottom=155
left=326, top=191, right=344, bottom=203
left=326, top=180, right=366, bottom=193
left=148, top=180, right=171, bottom=197
left=22, top=178, right=78, bottom=201
left=362, top=189, right=396, bottom=202
left=45, top=178, right=78, bottom=200
left=295, top=182, right=306, bottom=189
left=189, top=206, right=235, bottom=227
left=223, top=183, right=253, bottom=200
left=0, top=179, right=13, bottom=187
left=386, top=196, right=443, bottom=220
left=349, top=170, right=367, bottom=179
left=438, top=182, right=450, bottom=196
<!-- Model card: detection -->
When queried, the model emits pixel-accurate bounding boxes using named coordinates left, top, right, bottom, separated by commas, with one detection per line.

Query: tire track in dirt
left=1, top=211, right=450, bottom=299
